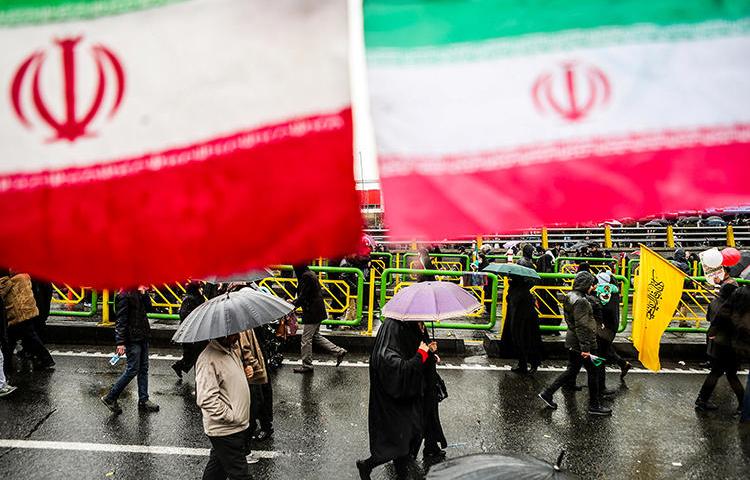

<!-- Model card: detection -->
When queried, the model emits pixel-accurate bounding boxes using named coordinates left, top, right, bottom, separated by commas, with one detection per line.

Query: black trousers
left=698, top=348, right=745, bottom=405
left=2, top=322, right=54, bottom=375
left=544, top=350, right=601, bottom=407
left=203, top=429, right=252, bottom=480
left=249, top=382, right=273, bottom=433
left=360, top=455, right=411, bottom=476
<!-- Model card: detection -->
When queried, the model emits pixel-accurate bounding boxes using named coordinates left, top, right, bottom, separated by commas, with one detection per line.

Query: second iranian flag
left=365, top=0, right=750, bottom=238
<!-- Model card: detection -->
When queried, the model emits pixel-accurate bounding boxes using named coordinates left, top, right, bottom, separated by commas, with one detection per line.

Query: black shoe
left=511, top=365, right=528, bottom=374
left=538, top=392, right=558, bottom=410
left=138, top=400, right=160, bottom=412
left=695, top=399, right=718, bottom=411
left=336, top=350, right=347, bottom=367
left=588, top=406, right=613, bottom=416
left=253, top=429, right=274, bottom=441
left=620, top=362, right=632, bottom=381
left=171, top=363, right=183, bottom=379
left=100, top=395, right=122, bottom=415
left=356, top=460, right=372, bottom=480
left=601, top=388, right=618, bottom=397
left=293, top=365, right=314, bottom=374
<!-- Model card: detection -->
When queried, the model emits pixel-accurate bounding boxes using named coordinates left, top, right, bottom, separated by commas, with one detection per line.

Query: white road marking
left=0, top=439, right=279, bottom=458
left=50, top=351, right=747, bottom=375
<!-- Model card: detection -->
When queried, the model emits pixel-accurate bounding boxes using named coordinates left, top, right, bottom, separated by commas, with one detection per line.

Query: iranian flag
left=0, top=0, right=360, bottom=287
left=365, top=0, right=750, bottom=239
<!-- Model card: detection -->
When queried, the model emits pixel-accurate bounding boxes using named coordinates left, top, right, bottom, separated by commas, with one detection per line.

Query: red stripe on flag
left=0, top=109, right=361, bottom=288
left=380, top=141, right=750, bottom=239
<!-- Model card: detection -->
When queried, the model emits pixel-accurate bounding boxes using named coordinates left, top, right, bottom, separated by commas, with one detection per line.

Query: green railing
left=379, top=268, right=499, bottom=330
left=554, top=256, right=620, bottom=274
left=49, top=290, right=99, bottom=318
left=400, top=253, right=471, bottom=271
left=532, top=273, right=631, bottom=333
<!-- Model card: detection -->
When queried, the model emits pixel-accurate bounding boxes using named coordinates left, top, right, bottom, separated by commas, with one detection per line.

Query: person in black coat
left=171, top=281, right=207, bottom=379
left=292, top=265, right=346, bottom=374
left=517, top=244, right=535, bottom=269
left=416, top=325, right=447, bottom=459
left=356, top=318, right=430, bottom=479
left=695, top=283, right=745, bottom=412
left=101, top=287, right=159, bottom=414
left=505, top=275, right=543, bottom=374
left=416, top=249, right=437, bottom=282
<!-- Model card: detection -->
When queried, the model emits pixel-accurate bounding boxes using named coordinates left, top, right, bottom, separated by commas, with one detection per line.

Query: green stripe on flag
left=0, top=0, right=186, bottom=26
left=364, top=0, right=750, bottom=49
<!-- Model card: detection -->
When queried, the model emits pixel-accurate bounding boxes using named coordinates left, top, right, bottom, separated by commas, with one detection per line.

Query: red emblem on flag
left=532, top=61, right=610, bottom=122
left=10, top=36, right=125, bottom=142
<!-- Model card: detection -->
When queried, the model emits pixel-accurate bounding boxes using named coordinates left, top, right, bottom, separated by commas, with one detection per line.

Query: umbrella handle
left=554, top=450, right=565, bottom=471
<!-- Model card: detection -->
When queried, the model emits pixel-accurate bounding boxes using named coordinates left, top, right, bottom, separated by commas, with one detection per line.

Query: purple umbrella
left=382, top=282, right=481, bottom=324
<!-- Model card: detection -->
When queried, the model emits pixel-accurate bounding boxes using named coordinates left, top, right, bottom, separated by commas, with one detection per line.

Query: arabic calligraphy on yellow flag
left=632, top=245, right=687, bottom=371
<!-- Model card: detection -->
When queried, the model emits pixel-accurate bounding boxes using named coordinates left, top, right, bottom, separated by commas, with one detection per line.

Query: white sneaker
left=0, top=385, right=18, bottom=398
left=246, top=453, right=260, bottom=464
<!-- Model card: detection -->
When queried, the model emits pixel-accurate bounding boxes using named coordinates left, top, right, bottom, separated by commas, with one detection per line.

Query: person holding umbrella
left=174, top=287, right=294, bottom=478
left=172, top=281, right=207, bottom=379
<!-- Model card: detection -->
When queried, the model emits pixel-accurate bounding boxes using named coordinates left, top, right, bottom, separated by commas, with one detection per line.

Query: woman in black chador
left=356, top=318, right=430, bottom=479
left=416, top=323, right=447, bottom=459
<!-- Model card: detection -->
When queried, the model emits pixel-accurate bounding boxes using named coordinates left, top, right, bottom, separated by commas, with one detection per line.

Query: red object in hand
left=417, top=349, right=428, bottom=363
left=721, top=247, right=741, bottom=267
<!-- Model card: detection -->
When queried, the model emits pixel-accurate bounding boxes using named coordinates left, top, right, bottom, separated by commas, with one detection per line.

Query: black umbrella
left=728, top=251, right=750, bottom=279
left=427, top=452, right=576, bottom=480
left=200, top=267, right=274, bottom=284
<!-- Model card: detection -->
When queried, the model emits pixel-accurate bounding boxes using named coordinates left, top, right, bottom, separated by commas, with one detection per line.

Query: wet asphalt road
left=1, top=348, right=749, bottom=480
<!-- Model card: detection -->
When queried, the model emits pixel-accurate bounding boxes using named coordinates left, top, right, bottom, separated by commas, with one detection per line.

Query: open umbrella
left=172, top=288, right=292, bottom=343
left=503, top=240, right=521, bottom=249
left=427, top=452, right=576, bottom=480
left=728, top=251, right=750, bottom=279
left=200, top=267, right=274, bottom=284
left=382, top=282, right=481, bottom=336
left=482, top=263, right=540, bottom=280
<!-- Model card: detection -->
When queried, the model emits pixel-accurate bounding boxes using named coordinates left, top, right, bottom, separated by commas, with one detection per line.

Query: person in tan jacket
left=196, top=334, right=252, bottom=480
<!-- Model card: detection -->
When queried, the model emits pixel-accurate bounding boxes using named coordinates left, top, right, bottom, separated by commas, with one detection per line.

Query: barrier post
left=727, top=225, right=736, bottom=247
left=604, top=225, right=612, bottom=248
left=101, top=289, right=110, bottom=325
left=541, top=227, right=549, bottom=250
left=666, top=225, right=675, bottom=249
left=367, top=267, right=376, bottom=336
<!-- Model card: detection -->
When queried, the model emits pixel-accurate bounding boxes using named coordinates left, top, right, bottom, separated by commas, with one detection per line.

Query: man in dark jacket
left=356, top=318, right=429, bottom=479
left=171, top=281, right=207, bottom=379
left=538, top=271, right=611, bottom=416
left=101, top=287, right=159, bottom=414
left=517, top=244, right=536, bottom=269
left=292, top=265, right=346, bottom=374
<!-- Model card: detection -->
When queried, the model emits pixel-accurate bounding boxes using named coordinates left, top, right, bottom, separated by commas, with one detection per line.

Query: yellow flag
left=631, top=245, right=687, bottom=371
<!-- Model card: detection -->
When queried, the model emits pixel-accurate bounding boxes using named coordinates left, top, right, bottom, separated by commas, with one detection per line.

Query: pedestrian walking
left=730, top=286, right=750, bottom=422
left=292, top=265, right=346, bottom=374
left=236, top=328, right=269, bottom=458
left=0, top=271, right=55, bottom=374
left=101, top=287, right=159, bottom=414
left=196, top=334, right=252, bottom=480
left=356, top=318, right=430, bottom=479
left=0, top=293, right=17, bottom=398
left=696, top=283, right=745, bottom=412
left=172, top=281, right=208, bottom=379
left=538, top=271, right=611, bottom=416
left=416, top=323, right=447, bottom=460
left=506, top=275, right=542, bottom=374
left=594, top=272, right=631, bottom=383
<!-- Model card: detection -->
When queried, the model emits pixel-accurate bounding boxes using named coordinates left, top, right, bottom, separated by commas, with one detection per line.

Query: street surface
left=1, top=348, right=749, bottom=479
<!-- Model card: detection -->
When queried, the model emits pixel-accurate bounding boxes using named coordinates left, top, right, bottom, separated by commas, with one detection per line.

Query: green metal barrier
left=49, top=290, right=99, bottom=318
left=379, top=268, right=498, bottom=330
left=263, top=265, right=364, bottom=327
left=554, top=257, right=620, bottom=274
left=400, top=253, right=471, bottom=271
left=533, top=273, right=631, bottom=333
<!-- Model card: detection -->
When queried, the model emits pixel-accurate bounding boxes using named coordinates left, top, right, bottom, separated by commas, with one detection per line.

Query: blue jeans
left=107, top=341, right=149, bottom=403
left=742, top=371, right=750, bottom=423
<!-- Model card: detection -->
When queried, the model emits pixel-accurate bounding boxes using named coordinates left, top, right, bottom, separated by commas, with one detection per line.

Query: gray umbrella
left=427, top=452, right=575, bottom=480
left=200, top=267, right=274, bottom=284
left=172, top=288, right=293, bottom=343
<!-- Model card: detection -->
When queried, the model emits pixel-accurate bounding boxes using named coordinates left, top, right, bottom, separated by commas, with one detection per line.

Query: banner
left=365, top=0, right=750, bottom=239
left=632, top=245, right=687, bottom=371
left=0, top=0, right=360, bottom=287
